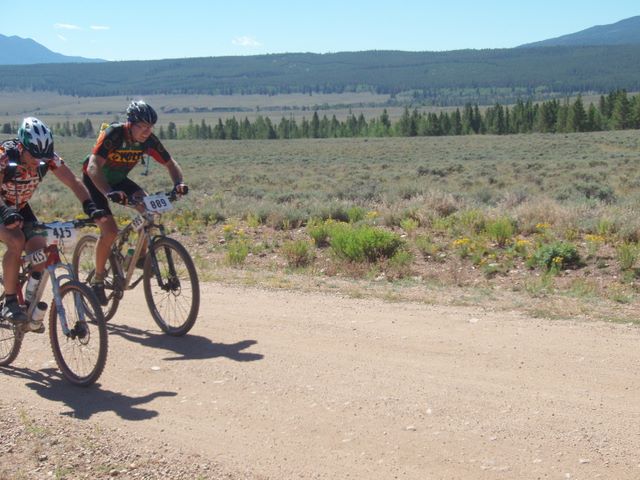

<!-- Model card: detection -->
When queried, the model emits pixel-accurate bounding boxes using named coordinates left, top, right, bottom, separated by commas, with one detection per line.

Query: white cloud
left=54, top=23, right=82, bottom=30
left=57, top=34, right=67, bottom=42
left=232, top=36, right=262, bottom=48
left=90, top=25, right=110, bottom=31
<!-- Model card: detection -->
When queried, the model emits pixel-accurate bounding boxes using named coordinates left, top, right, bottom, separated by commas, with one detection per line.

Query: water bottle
left=124, top=248, right=135, bottom=270
left=30, top=301, right=47, bottom=323
left=24, top=271, right=42, bottom=306
left=28, top=301, right=47, bottom=333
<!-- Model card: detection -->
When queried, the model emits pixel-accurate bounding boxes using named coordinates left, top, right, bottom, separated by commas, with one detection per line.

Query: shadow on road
left=107, top=323, right=264, bottom=362
left=1, top=367, right=176, bottom=420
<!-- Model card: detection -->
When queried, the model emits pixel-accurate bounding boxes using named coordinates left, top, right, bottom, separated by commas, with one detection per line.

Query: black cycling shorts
left=82, top=174, right=144, bottom=216
left=17, top=203, right=40, bottom=240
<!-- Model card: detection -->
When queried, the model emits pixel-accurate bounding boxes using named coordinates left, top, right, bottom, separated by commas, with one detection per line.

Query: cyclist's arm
left=0, top=171, right=22, bottom=230
left=86, top=153, right=113, bottom=196
left=163, top=157, right=184, bottom=186
left=51, top=163, right=94, bottom=203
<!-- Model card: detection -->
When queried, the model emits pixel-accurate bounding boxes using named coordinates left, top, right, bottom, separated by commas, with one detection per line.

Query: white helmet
left=18, top=117, right=54, bottom=158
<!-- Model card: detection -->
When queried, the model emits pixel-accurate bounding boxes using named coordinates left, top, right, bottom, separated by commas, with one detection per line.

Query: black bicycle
left=72, top=191, right=200, bottom=336
left=0, top=218, right=108, bottom=387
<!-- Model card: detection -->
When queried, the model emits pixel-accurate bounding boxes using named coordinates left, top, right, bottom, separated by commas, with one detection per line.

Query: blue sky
left=3, top=1, right=639, bottom=61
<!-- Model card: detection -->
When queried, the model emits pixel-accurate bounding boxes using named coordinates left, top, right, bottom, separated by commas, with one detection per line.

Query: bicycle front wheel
left=0, top=275, right=24, bottom=366
left=143, top=237, right=200, bottom=336
left=49, top=281, right=108, bottom=387
left=72, top=234, right=122, bottom=321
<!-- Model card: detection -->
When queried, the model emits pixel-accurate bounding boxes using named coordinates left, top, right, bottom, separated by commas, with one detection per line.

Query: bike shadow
left=106, top=323, right=264, bottom=362
left=1, top=367, right=176, bottom=421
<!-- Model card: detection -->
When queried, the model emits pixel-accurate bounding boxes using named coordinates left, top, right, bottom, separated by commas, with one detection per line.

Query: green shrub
left=617, top=242, right=639, bottom=271
left=414, top=235, right=442, bottom=262
left=307, top=219, right=335, bottom=247
left=528, top=241, right=580, bottom=272
left=317, top=203, right=349, bottom=223
left=282, top=240, right=315, bottom=268
left=400, top=217, right=419, bottom=235
left=386, top=249, right=415, bottom=279
left=330, top=225, right=404, bottom=263
left=246, top=212, right=262, bottom=228
left=485, top=216, right=515, bottom=247
left=347, top=206, right=366, bottom=223
left=389, top=249, right=413, bottom=268
left=226, top=239, right=250, bottom=265
left=458, top=209, right=486, bottom=234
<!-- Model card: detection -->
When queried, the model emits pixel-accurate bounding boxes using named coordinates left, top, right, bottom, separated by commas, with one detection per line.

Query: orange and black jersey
left=0, top=140, right=63, bottom=209
left=82, top=123, right=171, bottom=185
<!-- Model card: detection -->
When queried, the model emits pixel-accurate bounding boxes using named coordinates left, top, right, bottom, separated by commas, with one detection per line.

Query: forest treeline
left=164, top=90, right=636, bottom=139
left=2, top=47, right=640, bottom=104
left=2, top=90, right=636, bottom=141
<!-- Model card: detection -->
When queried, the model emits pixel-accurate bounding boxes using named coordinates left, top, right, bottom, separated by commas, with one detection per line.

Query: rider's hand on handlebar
left=173, top=183, right=189, bottom=196
left=90, top=208, right=108, bottom=221
left=3, top=212, right=23, bottom=228
left=107, top=191, right=128, bottom=205
left=82, top=200, right=107, bottom=221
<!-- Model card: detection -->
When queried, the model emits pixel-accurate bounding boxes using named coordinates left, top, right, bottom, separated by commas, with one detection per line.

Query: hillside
left=1, top=46, right=640, bottom=102
left=2, top=16, right=640, bottom=102
left=0, top=33, right=103, bottom=64
left=519, top=15, right=640, bottom=48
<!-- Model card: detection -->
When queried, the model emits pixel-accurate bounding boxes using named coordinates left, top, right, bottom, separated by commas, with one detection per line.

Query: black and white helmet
left=18, top=117, right=54, bottom=158
left=126, top=100, right=158, bottom=125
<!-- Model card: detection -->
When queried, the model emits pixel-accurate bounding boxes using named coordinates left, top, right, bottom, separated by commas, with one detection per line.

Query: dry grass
left=2, top=129, right=640, bottom=322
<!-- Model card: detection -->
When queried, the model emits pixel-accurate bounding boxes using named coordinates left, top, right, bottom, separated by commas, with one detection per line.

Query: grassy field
left=3, top=130, right=640, bottom=321
left=0, top=91, right=408, bottom=127
left=1, top=91, right=610, bottom=130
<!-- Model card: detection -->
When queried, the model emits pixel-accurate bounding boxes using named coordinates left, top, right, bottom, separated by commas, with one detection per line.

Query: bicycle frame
left=113, top=218, right=147, bottom=291
left=21, top=239, right=86, bottom=335
left=72, top=191, right=199, bottom=336
left=113, top=209, right=165, bottom=291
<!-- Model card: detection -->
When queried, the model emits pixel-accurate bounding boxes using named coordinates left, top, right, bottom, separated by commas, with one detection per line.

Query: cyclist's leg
left=20, top=206, right=48, bottom=331
left=82, top=175, right=117, bottom=305
left=0, top=218, right=27, bottom=321
left=82, top=174, right=118, bottom=276
left=22, top=205, right=46, bottom=276
left=117, top=178, right=148, bottom=265
left=0, top=219, right=27, bottom=295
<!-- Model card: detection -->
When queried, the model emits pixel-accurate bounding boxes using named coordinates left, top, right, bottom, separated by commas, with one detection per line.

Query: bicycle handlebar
left=126, top=190, right=179, bottom=207
left=31, top=217, right=98, bottom=230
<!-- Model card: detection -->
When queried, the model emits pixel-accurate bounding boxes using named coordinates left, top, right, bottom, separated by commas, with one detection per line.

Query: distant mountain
left=0, top=34, right=104, bottom=65
left=519, top=16, right=640, bottom=48
left=1, top=46, right=640, bottom=102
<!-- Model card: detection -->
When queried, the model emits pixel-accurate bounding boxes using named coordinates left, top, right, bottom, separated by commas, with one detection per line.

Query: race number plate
left=143, top=193, right=173, bottom=213
left=47, top=222, right=77, bottom=245
left=131, top=214, right=145, bottom=232
left=25, top=248, right=47, bottom=266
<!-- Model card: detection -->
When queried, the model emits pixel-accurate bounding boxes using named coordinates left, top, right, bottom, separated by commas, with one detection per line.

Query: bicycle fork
left=149, top=236, right=181, bottom=292
left=49, top=264, right=88, bottom=338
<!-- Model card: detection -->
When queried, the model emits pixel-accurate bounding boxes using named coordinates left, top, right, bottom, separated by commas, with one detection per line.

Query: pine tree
left=610, top=90, right=630, bottom=130
left=310, top=111, right=320, bottom=138
left=567, top=95, right=587, bottom=132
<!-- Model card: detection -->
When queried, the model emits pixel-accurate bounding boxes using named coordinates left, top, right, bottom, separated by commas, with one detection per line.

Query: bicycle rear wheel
left=0, top=275, right=24, bottom=366
left=49, top=281, right=108, bottom=387
left=143, top=237, right=200, bottom=336
left=72, top=234, right=122, bottom=321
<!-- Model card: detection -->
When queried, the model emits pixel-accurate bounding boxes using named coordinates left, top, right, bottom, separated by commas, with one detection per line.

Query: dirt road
left=2, top=283, right=640, bottom=479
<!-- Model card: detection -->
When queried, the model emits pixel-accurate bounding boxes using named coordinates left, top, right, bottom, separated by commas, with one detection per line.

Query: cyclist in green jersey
left=82, top=101, right=188, bottom=305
